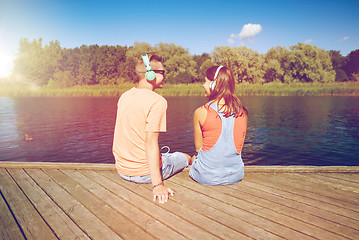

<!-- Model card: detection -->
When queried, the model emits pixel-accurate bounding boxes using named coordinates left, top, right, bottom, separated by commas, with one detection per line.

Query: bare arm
left=193, top=107, right=206, bottom=152
left=145, top=131, right=174, bottom=204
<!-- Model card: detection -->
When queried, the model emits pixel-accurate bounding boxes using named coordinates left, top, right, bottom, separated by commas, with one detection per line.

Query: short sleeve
left=145, top=97, right=167, bottom=132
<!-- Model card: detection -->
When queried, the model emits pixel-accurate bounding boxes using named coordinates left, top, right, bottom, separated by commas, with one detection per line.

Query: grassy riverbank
left=1, top=82, right=359, bottom=97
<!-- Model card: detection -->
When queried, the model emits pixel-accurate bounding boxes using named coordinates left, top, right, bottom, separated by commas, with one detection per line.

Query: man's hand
left=153, top=184, right=174, bottom=204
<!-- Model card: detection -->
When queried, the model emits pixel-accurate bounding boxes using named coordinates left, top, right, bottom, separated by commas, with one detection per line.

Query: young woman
left=190, top=65, right=248, bottom=185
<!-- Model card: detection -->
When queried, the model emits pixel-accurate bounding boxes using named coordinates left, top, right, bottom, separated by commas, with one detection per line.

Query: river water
left=1, top=96, right=358, bottom=165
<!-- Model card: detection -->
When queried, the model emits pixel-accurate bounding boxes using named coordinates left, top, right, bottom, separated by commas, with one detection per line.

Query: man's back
left=113, top=87, right=167, bottom=176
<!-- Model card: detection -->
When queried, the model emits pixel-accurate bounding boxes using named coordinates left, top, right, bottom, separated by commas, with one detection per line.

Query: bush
left=335, top=68, right=349, bottom=82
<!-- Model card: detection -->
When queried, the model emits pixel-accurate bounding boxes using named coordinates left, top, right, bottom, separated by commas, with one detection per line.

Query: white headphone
left=210, top=66, right=223, bottom=90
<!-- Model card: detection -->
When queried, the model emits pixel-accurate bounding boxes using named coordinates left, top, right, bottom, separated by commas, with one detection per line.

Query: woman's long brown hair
left=206, top=66, right=248, bottom=118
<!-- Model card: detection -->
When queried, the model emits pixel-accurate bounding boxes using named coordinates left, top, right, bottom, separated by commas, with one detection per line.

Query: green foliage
left=11, top=38, right=357, bottom=87
left=212, top=46, right=264, bottom=83
left=263, top=47, right=286, bottom=82
left=287, top=43, right=335, bottom=83
left=163, top=54, right=197, bottom=83
left=344, top=49, right=359, bottom=79
left=192, top=53, right=211, bottom=81
left=335, top=69, right=349, bottom=82
left=13, top=38, right=46, bottom=85
left=198, top=58, right=216, bottom=81
left=155, top=42, right=197, bottom=83
left=351, top=72, right=359, bottom=82
left=329, top=50, right=346, bottom=69
left=50, top=70, right=75, bottom=88
left=2, top=82, right=359, bottom=97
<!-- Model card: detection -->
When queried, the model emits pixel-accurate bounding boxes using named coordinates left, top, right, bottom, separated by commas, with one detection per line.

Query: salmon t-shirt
left=113, top=88, right=167, bottom=176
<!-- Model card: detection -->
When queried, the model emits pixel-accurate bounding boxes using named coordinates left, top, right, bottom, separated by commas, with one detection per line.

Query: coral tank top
left=201, top=104, right=247, bottom=153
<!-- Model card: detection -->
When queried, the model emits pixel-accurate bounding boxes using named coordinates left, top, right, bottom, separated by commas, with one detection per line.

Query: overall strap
left=207, top=102, right=229, bottom=120
left=207, top=102, right=222, bottom=116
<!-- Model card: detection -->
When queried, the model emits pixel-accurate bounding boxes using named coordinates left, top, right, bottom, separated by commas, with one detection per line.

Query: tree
left=263, top=47, right=286, bottom=83
left=48, top=70, right=75, bottom=88
left=344, top=49, right=359, bottom=80
left=59, top=47, right=80, bottom=85
left=124, top=42, right=153, bottom=82
left=155, top=43, right=198, bottom=83
left=198, top=58, right=216, bottom=81
left=329, top=50, right=346, bottom=69
left=283, top=43, right=335, bottom=83
left=13, top=38, right=46, bottom=85
left=335, top=68, right=349, bottom=82
left=192, top=53, right=211, bottom=81
left=212, top=46, right=264, bottom=83
left=329, top=50, right=348, bottom=82
left=42, top=40, right=62, bottom=85
left=163, top=54, right=197, bottom=83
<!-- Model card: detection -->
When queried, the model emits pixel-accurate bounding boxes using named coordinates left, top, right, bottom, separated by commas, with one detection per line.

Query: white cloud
left=339, top=36, right=350, bottom=42
left=304, top=39, right=313, bottom=44
left=228, top=38, right=235, bottom=44
left=228, top=23, right=262, bottom=45
left=238, top=24, right=263, bottom=40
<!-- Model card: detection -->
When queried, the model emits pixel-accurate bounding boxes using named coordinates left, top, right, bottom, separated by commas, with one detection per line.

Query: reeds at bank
left=1, top=82, right=359, bottom=97
left=236, top=82, right=359, bottom=96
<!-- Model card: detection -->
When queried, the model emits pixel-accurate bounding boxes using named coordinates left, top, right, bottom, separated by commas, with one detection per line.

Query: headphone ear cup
left=146, top=70, right=156, bottom=81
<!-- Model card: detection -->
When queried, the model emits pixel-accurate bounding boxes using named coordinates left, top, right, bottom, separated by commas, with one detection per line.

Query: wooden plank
left=304, top=173, right=359, bottom=194
left=2, top=162, right=358, bottom=240
left=241, top=175, right=359, bottom=228
left=43, top=169, right=150, bottom=240
left=25, top=168, right=122, bottom=240
left=319, top=173, right=359, bottom=183
left=101, top=172, right=249, bottom=240
left=289, top=173, right=359, bottom=206
left=228, top=180, right=359, bottom=239
left=7, top=168, right=90, bottom=240
left=244, top=165, right=359, bottom=173
left=168, top=174, right=315, bottom=239
left=159, top=179, right=282, bottom=239
left=2, top=162, right=359, bottom=173
left=0, top=169, right=58, bottom=240
left=62, top=169, right=187, bottom=240
left=0, top=188, right=25, bottom=240
left=0, top=161, right=115, bottom=170
left=244, top=173, right=359, bottom=221
left=85, top=170, right=220, bottom=240
left=172, top=172, right=345, bottom=240
left=247, top=173, right=359, bottom=215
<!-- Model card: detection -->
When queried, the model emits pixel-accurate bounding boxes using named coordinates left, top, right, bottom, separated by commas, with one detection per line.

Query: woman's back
left=201, top=103, right=247, bottom=153
left=190, top=103, right=246, bottom=185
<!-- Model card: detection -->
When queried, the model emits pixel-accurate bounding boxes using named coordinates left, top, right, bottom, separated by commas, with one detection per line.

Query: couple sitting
left=113, top=52, right=248, bottom=204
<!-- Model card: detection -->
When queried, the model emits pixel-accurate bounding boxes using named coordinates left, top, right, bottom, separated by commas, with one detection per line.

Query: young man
left=113, top=52, right=191, bottom=204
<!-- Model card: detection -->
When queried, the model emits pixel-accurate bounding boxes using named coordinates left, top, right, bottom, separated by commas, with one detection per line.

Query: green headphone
left=141, top=54, right=156, bottom=81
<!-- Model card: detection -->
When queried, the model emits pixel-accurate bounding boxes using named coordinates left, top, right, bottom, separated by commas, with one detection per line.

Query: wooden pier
left=1, top=162, right=359, bottom=239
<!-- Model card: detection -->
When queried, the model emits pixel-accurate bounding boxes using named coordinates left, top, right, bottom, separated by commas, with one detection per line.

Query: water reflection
left=0, top=98, right=20, bottom=160
left=243, top=96, right=359, bottom=165
left=0, top=96, right=358, bottom=165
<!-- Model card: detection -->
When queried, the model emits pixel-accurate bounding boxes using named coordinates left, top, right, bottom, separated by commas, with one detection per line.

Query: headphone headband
left=210, top=66, right=224, bottom=90
left=141, top=54, right=156, bottom=81
left=214, top=65, right=224, bottom=80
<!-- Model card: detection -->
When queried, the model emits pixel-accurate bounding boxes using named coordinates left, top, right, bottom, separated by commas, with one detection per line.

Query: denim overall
left=190, top=103, right=244, bottom=185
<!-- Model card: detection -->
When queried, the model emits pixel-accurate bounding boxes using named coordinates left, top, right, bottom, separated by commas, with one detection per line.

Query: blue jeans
left=119, top=151, right=188, bottom=184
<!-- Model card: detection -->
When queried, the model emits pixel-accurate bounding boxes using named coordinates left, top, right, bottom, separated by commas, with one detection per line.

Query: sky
left=0, top=0, right=358, bottom=78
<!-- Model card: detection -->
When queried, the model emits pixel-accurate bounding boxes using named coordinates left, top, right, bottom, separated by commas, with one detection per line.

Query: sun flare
left=0, top=46, right=14, bottom=78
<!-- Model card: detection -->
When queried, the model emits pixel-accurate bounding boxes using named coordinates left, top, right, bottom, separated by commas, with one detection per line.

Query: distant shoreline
left=1, top=82, right=359, bottom=97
